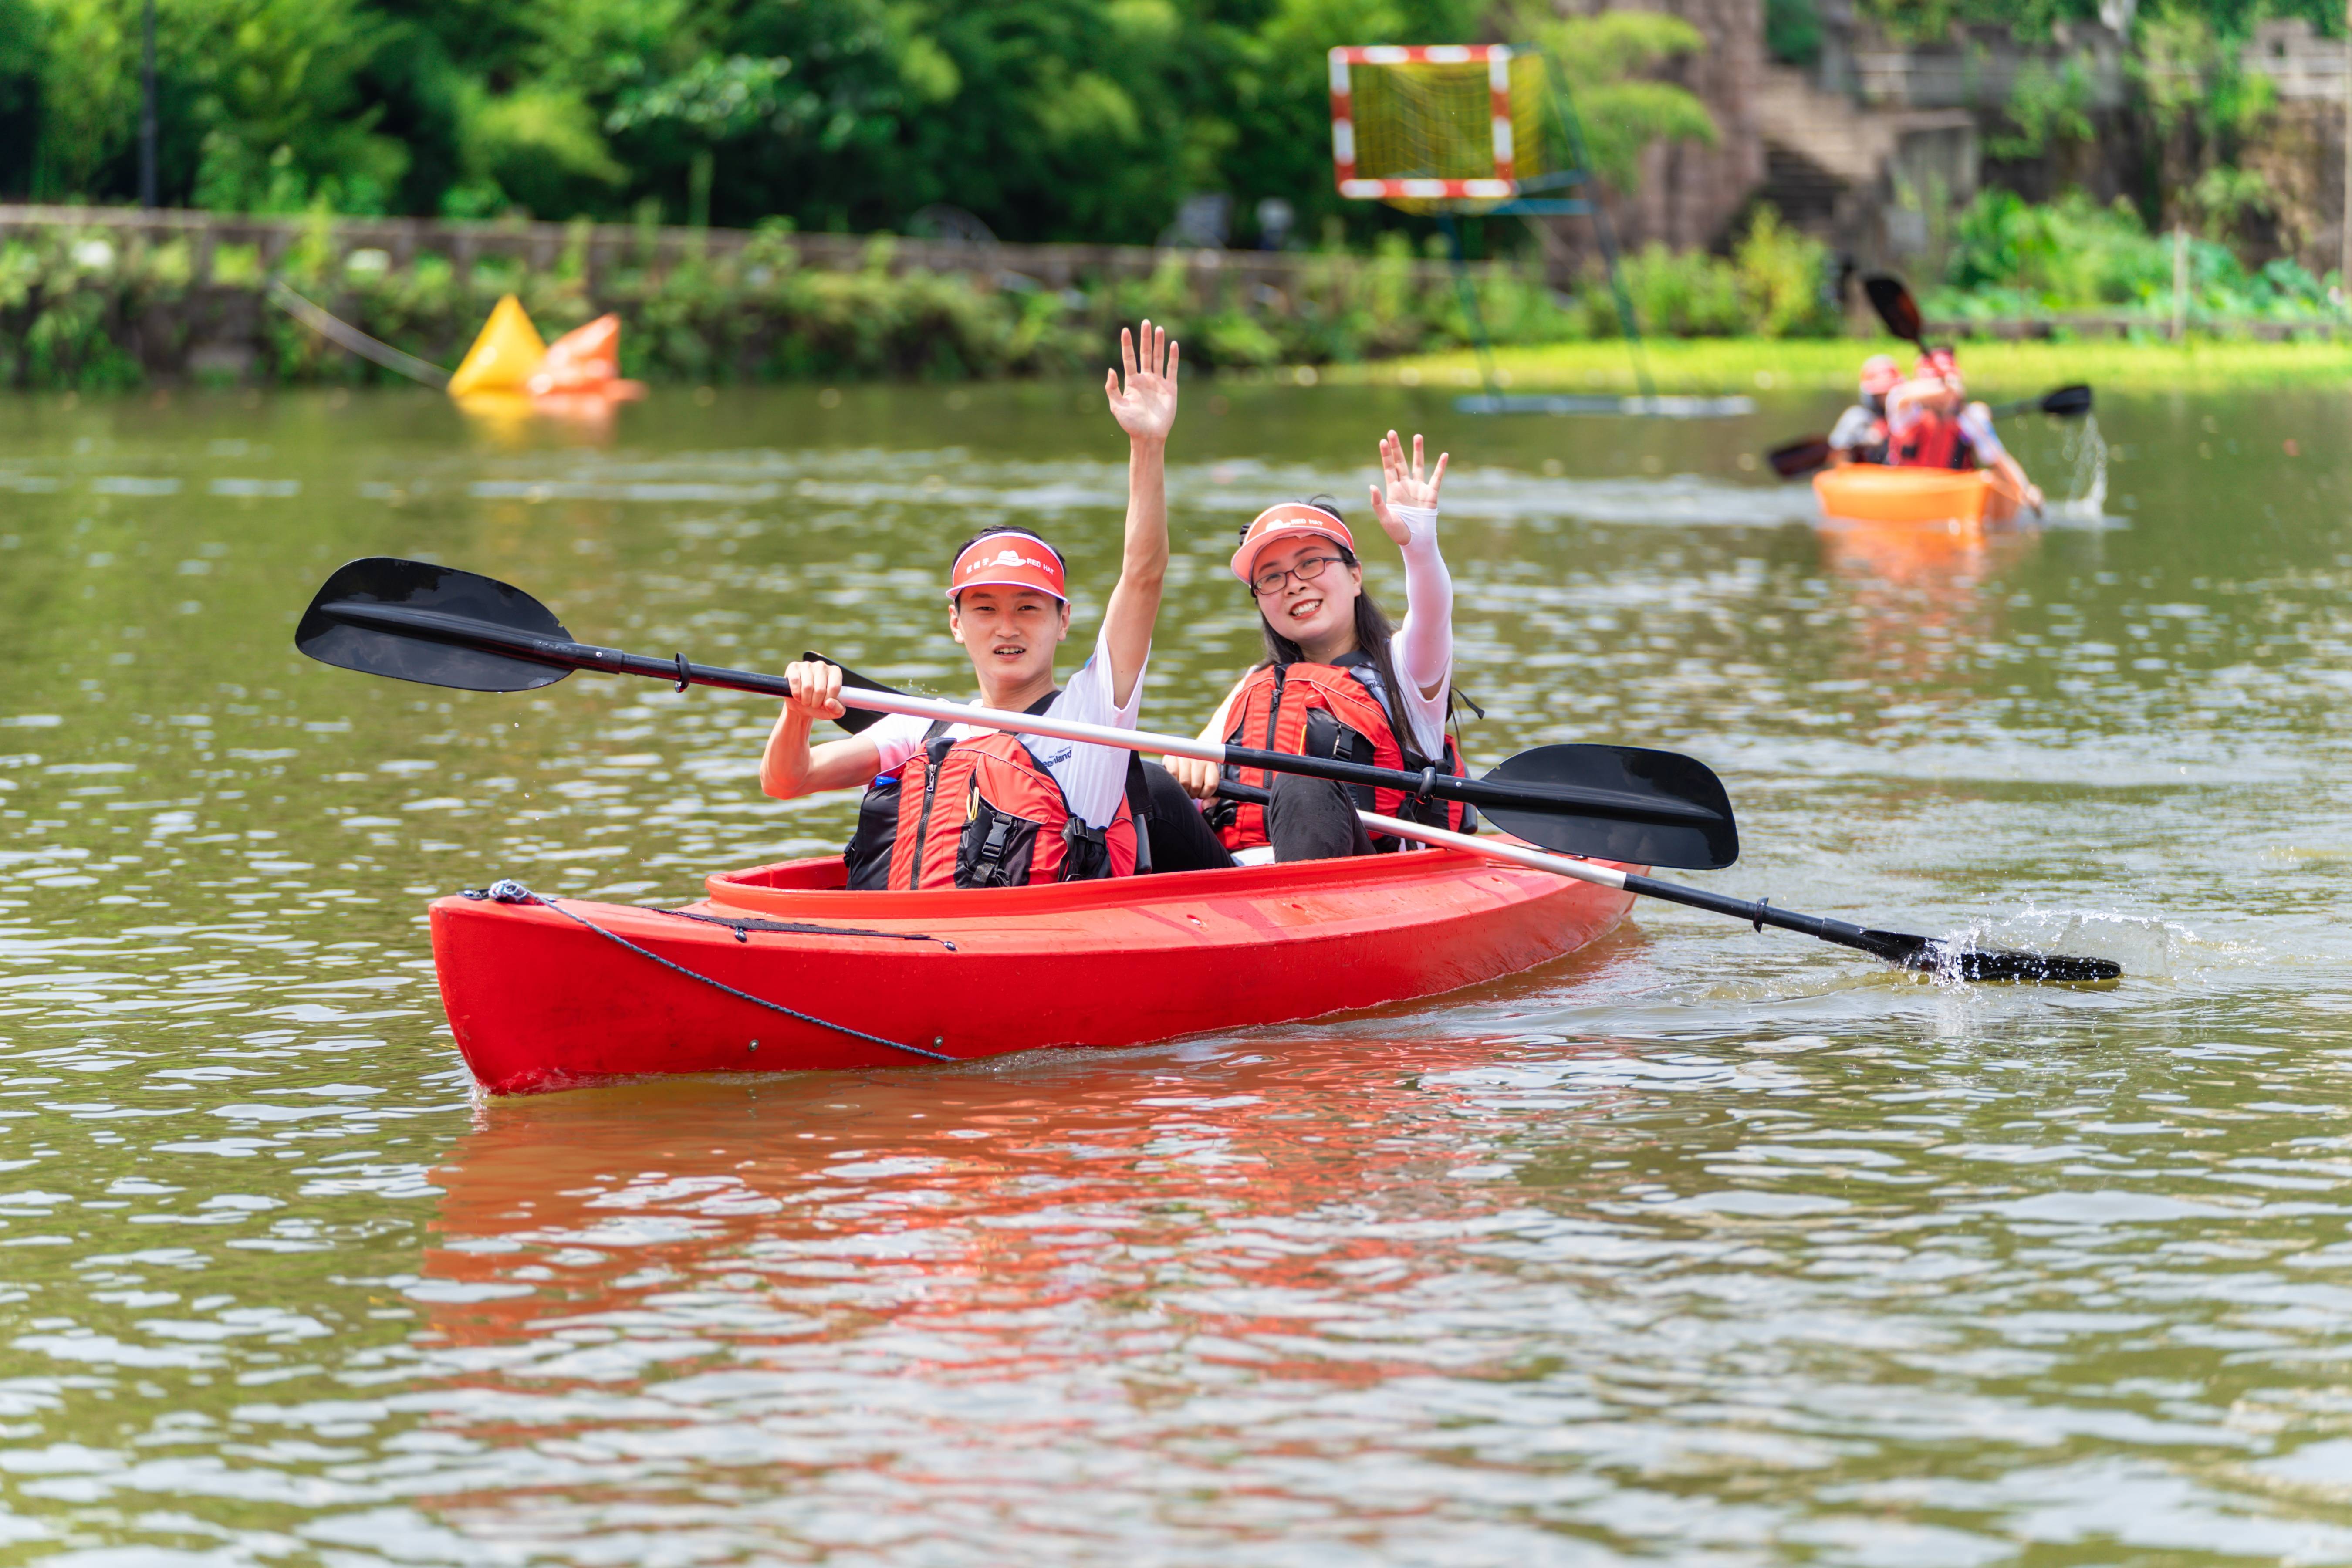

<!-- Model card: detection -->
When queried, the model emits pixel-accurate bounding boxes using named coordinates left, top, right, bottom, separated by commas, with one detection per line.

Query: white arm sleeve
left=1390, top=505, right=1452, bottom=696
left=1386, top=504, right=1453, bottom=756
left=1960, top=404, right=2007, bottom=462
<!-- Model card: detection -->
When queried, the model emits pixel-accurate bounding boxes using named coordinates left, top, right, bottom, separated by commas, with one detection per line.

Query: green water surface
left=0, top=380, right=2346, bottom=1565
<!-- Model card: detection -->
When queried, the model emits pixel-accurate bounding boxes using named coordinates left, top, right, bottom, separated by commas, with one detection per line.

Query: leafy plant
left=1987, top=54, right=2095, bottom=161
left=1495, top=1, right=1717, bottom=191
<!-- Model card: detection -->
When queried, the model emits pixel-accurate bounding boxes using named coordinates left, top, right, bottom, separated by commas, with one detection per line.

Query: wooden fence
left=0, top=203, right=1475, bottom=294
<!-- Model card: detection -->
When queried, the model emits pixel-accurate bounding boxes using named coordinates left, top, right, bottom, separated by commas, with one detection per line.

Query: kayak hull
left=1812, top=464, right=2022, bottom=528
left=429, top=849, right=1637, bottom=1093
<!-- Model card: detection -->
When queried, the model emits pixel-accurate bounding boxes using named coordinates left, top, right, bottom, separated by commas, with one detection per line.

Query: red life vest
left=841, top=719, right=951, bottom=890
left=1214, top=655, right=1469, bottom=854
left=885, top=722, right=1137, bottom=891
left=1892, top=408, right=1975, bottom=470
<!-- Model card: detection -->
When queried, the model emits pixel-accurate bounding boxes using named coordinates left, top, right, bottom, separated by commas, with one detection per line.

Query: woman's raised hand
left=1369, top=429, right=1448, bottom=544
left=782, top=659, right=846, bottom=724
left=1105, top=319, right=1179, bottom=444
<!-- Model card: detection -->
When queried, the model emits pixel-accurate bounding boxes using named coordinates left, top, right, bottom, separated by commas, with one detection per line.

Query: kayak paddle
left=1214, top=781, right=2119, bottom=984
left=295, top=558, right=1738, bottom=870
left=1765, top=384, right=2093, bottom=480
left=1865, top=274, right=1928, bottom=351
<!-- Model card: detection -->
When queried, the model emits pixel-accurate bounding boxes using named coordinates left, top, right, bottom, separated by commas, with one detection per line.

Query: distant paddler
left=1886, top=346, right=2044, bottom=511
left=762, top=321, right=1180, bottom=890
left=1827, top=355, right=1900, bottom=466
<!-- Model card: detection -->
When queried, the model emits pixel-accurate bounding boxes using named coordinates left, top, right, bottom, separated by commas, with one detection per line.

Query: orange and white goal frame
left=1328, top=45, right=1521, bottom=203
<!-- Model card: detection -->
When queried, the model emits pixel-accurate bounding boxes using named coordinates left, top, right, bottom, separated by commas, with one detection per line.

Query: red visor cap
left=946, top=531, right=1068, bottom=602
left=1230, top=503, right=1355, bottom=585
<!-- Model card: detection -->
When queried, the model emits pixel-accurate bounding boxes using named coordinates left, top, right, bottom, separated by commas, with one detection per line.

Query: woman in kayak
left=1827, top=355, right=1899, bottom=466
left=1886, top=347, right=2045, bottom=509
left=1149, top=430, right=1465, bottom=868
left=761, top=321, right=1179, bottom=889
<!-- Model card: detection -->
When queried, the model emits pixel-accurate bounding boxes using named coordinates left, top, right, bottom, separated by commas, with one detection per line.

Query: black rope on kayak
left=652, top=907, right=955, bottom=949
left=459, top=880, right=956, bottom=1063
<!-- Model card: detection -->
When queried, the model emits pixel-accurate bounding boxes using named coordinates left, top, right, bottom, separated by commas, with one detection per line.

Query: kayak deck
left=429, top=848, right=1637, bottom=1093
left=1812, top=464, right=2023, bottom=528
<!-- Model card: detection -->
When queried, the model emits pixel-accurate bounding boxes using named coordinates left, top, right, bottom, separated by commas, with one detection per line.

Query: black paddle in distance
left=1767, top=436, right=1837, bottom=480
left=1864, top=273, right=1927, bottom=349
left=296, top=558, right=1738, bottom=869
left=1212, top=782, right=2119, bottom=983
left=1765, top=384, right=2093, bottom=482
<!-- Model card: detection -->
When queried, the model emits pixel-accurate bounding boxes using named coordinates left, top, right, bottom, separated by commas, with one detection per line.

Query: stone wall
left=1613, top=0, right=1770, bottom=253
left=1524, top=0, right=1767, bottom=277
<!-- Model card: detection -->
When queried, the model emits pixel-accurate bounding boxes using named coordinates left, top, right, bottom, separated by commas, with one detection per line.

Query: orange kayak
left=1813, top=465, right=2022, bottom=528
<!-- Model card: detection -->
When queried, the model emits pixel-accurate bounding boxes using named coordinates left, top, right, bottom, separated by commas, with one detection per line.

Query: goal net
left=1328, top=46, right=1557, bottom=213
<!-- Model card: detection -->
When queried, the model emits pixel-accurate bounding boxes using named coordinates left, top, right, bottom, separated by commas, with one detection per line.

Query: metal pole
left=2172, top=224, right=2188, bottom=341
left=1543, top=55, right=1654, bottom=401
left=1437, top=213, right=1502, bottom=402
left=138, top=0, right=157, bottom=209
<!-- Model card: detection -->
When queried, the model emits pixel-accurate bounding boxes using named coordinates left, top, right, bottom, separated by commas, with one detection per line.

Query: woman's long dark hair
left=1248, top=497, right=1417, bottom=751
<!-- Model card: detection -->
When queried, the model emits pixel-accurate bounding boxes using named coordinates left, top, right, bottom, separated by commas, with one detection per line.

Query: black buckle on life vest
left=974, top=812, right=1017, bottom=878
left=1060, top=817, right=1111, bottom=881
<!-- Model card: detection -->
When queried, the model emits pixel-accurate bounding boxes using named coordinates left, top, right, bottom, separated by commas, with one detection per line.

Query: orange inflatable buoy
left=528, top=313, right=645, bottom=400
left=446, top=295, right=546, bottom=397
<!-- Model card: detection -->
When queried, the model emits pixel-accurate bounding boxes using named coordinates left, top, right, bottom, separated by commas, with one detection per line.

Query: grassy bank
left=1335, top=337, right=2352, bottom=395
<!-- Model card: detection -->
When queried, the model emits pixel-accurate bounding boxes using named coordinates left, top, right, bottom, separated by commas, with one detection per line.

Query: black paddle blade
left=799, top=651, right=904, bottom=734
left=1864, top=274, right=1923, bottom=344
left=2038, top=383, right=2093, bottom=418
left=1768, top=436, right=1834, bottom=479
left=296, top=557, right=573, bottom=693
left=1859, top=929, right=2122, bottom=984
left=1480, top=744, right=1738, bottom=870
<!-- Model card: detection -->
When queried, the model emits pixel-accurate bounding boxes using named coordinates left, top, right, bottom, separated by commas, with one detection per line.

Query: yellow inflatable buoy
left=446, top=295, right=547, bottom=397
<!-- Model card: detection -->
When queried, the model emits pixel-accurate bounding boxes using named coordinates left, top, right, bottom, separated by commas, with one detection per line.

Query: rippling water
left=0, top=382, right=2347, bottom=1565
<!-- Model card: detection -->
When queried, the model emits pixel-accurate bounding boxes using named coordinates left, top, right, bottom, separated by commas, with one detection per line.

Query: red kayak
left=429, top=848, right=1637, bottom=1094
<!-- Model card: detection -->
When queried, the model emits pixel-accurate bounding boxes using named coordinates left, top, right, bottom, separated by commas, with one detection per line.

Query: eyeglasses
left=1250, top=554, right=1345, bottom=596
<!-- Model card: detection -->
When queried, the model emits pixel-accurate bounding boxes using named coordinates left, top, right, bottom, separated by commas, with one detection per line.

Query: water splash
left=2048, top=410, right=2109, bottom=523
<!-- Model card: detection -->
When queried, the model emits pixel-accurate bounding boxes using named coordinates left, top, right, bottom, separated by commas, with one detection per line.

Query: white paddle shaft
left=1357, top=811, right=1631, bottom=891
left=834, top=686, right=1228, bottom=765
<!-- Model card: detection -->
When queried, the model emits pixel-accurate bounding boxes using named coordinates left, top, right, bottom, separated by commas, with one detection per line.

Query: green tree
left=1495, top=3, right=1718, bottom=191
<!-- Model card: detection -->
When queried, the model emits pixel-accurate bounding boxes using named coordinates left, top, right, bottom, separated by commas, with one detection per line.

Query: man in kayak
left=1886, top=347, right=2045, bottom=509
left=1826, top=355, right=1899, bottom=466
left=1149, top=430, right=1464, bottom=868
left=760, top=321, right=1178, bottom=889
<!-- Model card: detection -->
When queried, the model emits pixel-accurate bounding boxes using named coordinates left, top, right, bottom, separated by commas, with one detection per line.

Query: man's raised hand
left=1106, top=319, right=1179, bottom=444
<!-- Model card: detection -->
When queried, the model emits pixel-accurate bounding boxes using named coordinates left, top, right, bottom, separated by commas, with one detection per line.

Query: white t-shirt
left=863, top=625, right=1144, bottom=828
left=1829, top=403, right=1882, bottom=450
